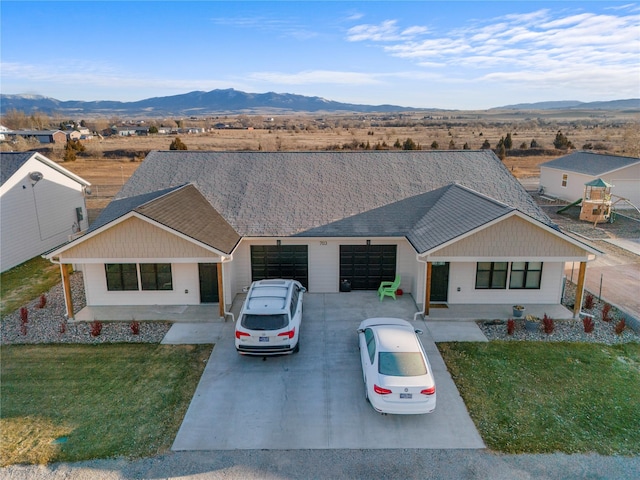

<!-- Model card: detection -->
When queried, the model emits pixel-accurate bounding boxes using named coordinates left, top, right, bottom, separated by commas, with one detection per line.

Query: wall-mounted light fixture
left=366, top=239, right=371, bottom=246
left=277, top=239, right=281, bottom=246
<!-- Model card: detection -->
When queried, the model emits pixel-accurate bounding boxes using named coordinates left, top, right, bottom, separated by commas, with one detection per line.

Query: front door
left=198, top=263, right=219, bottom=303
left=430, top=262, right=449, bottom=302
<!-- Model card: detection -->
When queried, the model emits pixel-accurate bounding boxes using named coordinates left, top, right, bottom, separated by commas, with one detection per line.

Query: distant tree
left=63, top=139, right=84, bottom=161
left=519, top=142, right=527, bottom=149
left=403, top=138, right=418, bottom=150
left=463, top=142, right=470, bottom=150
left=530, top=139, right=539, bottom=148
left=394, top=138, right=402, bottom=149
left=448, top=139, right=456, bottom=149
left=430, top=141, right=439, bottom=150
left=504, top=132, right=513, bottom=150
left=148, top=125, right=158, bottom=134
left=169, top=137, right=188, bottom=150
left=481, top=139, right=491, bottom=149
left=553, top=131, right=573, bottom=150
left=497, top=143, right=506, bottom=160
left=2, top=108, right=29, bottom=129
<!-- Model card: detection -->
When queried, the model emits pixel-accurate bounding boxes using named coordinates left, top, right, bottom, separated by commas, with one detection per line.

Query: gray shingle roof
left=540, top=151, right=640, bottom=176
left=1, top=152, right=35, bottom=186
left=94, top=150, right=553, bottom=253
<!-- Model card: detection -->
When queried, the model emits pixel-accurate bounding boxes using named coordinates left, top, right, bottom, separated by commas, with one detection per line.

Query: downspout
left=220, top=257, right=235, bottom=322
left=414, top=254, right=428, bottom=321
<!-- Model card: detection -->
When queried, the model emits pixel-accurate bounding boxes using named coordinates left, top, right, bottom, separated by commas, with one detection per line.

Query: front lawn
left=0, top=344, right=212, bottom=466
left=438, top=341, right=640, bottom=455
left=0, top=257, right=62, bottom=317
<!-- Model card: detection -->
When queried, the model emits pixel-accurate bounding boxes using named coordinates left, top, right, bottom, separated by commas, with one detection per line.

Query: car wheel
left=293, top=341, right=300, bottom=353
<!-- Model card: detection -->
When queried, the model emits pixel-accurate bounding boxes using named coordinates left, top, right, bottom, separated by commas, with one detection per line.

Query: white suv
left=235, top=279, right=306, bottom=355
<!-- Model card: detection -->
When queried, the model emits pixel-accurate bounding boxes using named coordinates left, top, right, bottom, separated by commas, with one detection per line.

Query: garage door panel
left=340, top=245, right=397, bottom=290
left=251, top=245, right=308, bottom=289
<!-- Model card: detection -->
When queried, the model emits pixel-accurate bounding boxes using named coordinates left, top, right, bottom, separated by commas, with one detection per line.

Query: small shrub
left=20, top=307, right=28, bottom=324
left=37, top=294, right=47, bottom=309
left=601, top=303, right=612, bottom=322
left=20, top=323, right=27, bottom=336
left=615, top=319, right=626, bottom=335
left=59, top=321, right=67, bottom=334
left=130, top=320, right=140, bottom=335
left=583, top=293, right=595, bottom=310
left=507, top=318, right=515, bottom=335
left=90, top=320, right=103, bottom=337
left=542, top=314, right=555, bottom=334
left=583, top=316, right=595, bottom=333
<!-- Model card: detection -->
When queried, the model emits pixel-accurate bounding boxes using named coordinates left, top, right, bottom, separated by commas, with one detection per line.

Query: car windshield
left=378, top=352, right=427, bottom=376
left=241, top=314, right=288, bottom=330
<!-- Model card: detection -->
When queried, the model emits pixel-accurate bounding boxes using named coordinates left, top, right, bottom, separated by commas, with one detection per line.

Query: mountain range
left=1, top=89, right=638, bottom=117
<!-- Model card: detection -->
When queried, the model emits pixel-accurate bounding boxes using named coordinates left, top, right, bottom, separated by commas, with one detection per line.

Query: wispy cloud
left=210, top=15, right=317, bottom=40
left=248, top=70, right=383, bottom=85
left=346, top=8, right=640, bottom=96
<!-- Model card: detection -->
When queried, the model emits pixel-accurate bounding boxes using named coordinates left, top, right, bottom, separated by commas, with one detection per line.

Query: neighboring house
left=539, top=151, right=640, bottom=209
left=111, top=126, right=149, bottom=136
left=1, top=152, right=91, bottom=272
left=4, top=129, right=67, bottom=144
left=0, top=125, right=9, bottom=142
left=46, top=151, right=598, bottom=319
left=65, top=130, right=82, bottom=141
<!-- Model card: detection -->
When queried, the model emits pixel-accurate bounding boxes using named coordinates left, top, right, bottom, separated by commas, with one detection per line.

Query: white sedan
left=357, top=318, right=436, bottom=414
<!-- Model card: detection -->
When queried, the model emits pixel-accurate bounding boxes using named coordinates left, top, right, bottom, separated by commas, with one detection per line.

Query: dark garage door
left=251, top=245, right=308, bottom=289
left=340, top=245, right=397, bottom=290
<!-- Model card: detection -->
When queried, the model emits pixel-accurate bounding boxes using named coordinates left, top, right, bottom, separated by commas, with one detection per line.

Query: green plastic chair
left=378, top=275, right=401, bottom=301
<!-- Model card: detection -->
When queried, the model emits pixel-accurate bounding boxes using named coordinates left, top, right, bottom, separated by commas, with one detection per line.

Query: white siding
left=83, top=263, right=201, bottom=306
left=1, top=157, right=88, bottom=272
left=539, top=167, right=591, bottom=203
left=445, top=262, right=565, bottom=304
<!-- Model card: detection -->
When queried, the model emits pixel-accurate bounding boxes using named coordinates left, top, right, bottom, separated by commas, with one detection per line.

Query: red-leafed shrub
left=38, top=294, right=47, bottom=309
left=583, top=316, right=595, bottom=333
left=20, top=307, right=28, bottom=324
left=90, top=320, right=103, bottom=337
left=542, top=314, right=554, bottom=334
left=507, top=318, right=515, bottom=335
left=20, top=323, right=27, bottom=336
left=615, top=319, right=626, bottom=335
left=130, top=321, right=140, bottom=335
left=583, top=293, right=595, bottom=310
left=59, top=321, right=67, bottom=334
left=601, top=303, right=612, bottom=322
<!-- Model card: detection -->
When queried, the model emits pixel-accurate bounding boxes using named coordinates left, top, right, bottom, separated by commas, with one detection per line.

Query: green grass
left=0, top=344, right=212, bottom=466
left=438, top=341, right=640, bottom=455
left=1, top=257, right=62, bottom=317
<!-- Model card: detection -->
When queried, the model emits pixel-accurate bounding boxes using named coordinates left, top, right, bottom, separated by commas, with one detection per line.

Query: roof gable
left=540, top=151, right=640, bottom=176
left=0, top=151, right=90, bottom=187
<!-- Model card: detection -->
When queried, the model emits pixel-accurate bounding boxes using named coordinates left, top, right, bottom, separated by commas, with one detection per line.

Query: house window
left=140, top=263, right=173, bottom=290
left=105, top=264, right=138, bottom=291
left=475, top=262, right=508, bottom=289
left=562, top=174, right=568, bottom=187
left=509, top=262, right=543, bottom=289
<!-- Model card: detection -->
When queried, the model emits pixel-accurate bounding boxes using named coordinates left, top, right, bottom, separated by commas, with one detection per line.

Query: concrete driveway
left=172, top=292, right=485, bottom=451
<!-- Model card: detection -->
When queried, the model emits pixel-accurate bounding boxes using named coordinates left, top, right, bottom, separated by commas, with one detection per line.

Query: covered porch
left=71, top=293, right=574, bottom=324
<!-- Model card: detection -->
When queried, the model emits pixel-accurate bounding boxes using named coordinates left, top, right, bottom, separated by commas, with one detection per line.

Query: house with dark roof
left=1, top=152, right=91, bottom=272
left=539, top=151, right=640, bottom=209
left=46, top=150, right=599, bottom=320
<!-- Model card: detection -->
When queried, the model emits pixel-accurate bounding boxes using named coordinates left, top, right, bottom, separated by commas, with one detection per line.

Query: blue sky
left=1, top=1, right=638, bottom=109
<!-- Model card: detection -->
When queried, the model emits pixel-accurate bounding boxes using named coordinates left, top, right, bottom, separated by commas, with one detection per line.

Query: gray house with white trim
left=46, top=150, right=598, bottom=319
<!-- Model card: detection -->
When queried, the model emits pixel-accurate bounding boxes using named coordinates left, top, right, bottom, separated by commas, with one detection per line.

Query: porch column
left=573, top=261, right=587, bottom=318
left=217, top=263, right=225, bottom=318
left=424, top=262, right=432, bottom=316
left=61, top=264, right=74, bottom=319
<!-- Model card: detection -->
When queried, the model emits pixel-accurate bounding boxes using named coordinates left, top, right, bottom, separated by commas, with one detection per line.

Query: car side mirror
left=357, top=328, right=365, bottom=333
left=415, top=329, right=423, bottom=335
left=300, top=287, right=307, bottom=293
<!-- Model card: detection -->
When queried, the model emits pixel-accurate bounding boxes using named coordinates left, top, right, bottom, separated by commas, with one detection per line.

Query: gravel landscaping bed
left=1, top=272, right=171, bottom=345
left=478, top=281, right=640, bottom=344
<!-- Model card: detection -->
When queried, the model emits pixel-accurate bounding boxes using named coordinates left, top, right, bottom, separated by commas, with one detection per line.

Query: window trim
left=475, top=262, right=508, bottom=289
left=105, top=263, right=139, bottom=291
left=509, top=262, right=543, bottom=290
